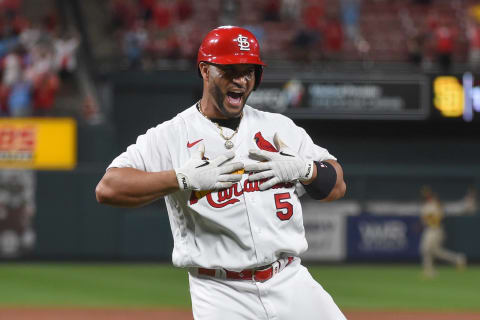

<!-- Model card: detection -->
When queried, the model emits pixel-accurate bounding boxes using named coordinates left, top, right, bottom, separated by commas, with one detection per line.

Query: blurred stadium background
left=0, top=0, right=479, bottom=319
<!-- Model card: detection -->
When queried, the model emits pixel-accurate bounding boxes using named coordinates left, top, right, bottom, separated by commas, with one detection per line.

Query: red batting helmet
left=197, top=26, right=266, bottom=90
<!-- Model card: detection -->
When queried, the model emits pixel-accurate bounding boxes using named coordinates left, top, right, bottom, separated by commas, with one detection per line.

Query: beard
left=211, top=82, right=250, bottom=119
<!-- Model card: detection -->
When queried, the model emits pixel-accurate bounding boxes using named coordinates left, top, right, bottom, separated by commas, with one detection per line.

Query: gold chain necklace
left=197, top=102, right=242, bottom=149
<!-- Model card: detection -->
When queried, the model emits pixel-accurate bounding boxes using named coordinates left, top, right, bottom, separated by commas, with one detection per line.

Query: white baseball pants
left=188, top=258, right=347, bottom=320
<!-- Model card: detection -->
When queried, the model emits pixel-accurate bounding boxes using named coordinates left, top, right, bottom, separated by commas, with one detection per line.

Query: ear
left=199, top=62, right=209, bottom=81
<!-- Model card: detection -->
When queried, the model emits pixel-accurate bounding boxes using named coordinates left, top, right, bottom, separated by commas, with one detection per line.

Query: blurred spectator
left=341, top=0, right=361, bottom=41
left=19, top=21, right=42, bottom=50
left=42, top=9, right=58, bottom=33
left=142, top=24, right=161, bottom=68
left=323, top=14, right=344, bottom=60
left=175, top=0, right=193, bottom=22
left=280, top=0, right=301, bottom=21
left=25, top=44, right=55, bottom=82
left=53, top=30, right=81, bottom=79
left=22, top=43, right=59, bottom=116
left=263, top=0, right=281, bottom=22
left=110, top=0, right=137, bottom=30
left=220, top=0, right=240, bottom=26
left=2, top=44, right=31, bottom=116
left=1, top=0, right=22, bottom=20
left=303, top=0, right=325, bottom=31
left=152, top=0, right=172, bottom=30
left=0, top=29, right=19, bottom=59
left=164, top=29, right=181, bottom=59
left=32, top=72, right=59, bottom=116
left=357, top=37, right=370, bottom=56
left=407, top=31, right=425, bottom=66
left=467, top=16, right=480, bottom=69
left=139, top=0, right=155, bottom=21
left=8, top=79, right=31, bottom=117
left=122, top=20, right=148, bottom=68
left=432, top=22, right=455, bottom=71
left=2, top=45, right=23, bottom=87
left=290, top=27, right=318, bottom=63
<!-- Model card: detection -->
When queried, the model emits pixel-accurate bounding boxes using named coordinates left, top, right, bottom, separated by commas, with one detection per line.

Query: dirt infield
left=0, top=309, right=192, bottom=320
left=1, top=309, right=480, bottom=320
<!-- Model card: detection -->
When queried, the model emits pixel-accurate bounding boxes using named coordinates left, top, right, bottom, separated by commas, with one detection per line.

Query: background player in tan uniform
left=420, top=186, right=467, bottom=278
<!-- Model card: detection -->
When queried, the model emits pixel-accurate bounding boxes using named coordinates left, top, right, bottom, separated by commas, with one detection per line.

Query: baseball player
left=420, top=186, right=466, bottom=278
left=96, top=26, right=347, bottom=320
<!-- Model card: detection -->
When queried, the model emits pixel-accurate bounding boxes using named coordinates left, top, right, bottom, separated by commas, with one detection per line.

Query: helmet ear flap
left=254, top=65, right=263, bottom=90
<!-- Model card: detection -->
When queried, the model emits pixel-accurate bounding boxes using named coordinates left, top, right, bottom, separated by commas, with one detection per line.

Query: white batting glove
left=245, top=133, right=314, bottom=191
left=175, top=143, right=244, bottom=191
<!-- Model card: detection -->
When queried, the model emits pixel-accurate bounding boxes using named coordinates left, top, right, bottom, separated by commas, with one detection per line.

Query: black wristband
left=303, top=161, right=337, bottom=200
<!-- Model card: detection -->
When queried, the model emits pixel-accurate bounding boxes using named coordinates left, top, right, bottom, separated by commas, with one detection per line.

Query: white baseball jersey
left=108, top=104, right=336, bottom=271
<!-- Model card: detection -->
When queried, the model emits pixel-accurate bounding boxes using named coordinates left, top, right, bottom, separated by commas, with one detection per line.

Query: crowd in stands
left=110, top=0, right=203, bottom=69
left=0, top=0, right=80, bottom=117
left=109, top=0, right=480, bottom=71
left=401, top=0, right=480, bottom=71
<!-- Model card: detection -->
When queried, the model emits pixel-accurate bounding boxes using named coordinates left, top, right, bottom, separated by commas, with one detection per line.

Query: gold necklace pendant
left=197, top=102, right=242, bottom=150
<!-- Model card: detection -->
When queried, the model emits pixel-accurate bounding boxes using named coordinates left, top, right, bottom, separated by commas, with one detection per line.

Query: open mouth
left=226, top=91, right=244, bottom=106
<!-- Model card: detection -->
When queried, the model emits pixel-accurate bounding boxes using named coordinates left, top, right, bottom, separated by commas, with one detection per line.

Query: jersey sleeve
left=296, top=126, right=336, bottom=162
left=294, top=125, right=337, bottom=197
left=107, top=123, right=173, bottom=172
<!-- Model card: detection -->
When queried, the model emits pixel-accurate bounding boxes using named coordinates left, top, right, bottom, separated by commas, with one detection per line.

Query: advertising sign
left=0, top=118, right=76, bottom=170
left=347, top=216, right=422, bottom=261
left=248, top=74, right=429, bottom=120
left=432, top=73, right=480, bottom=122
left=302, top=212, right=347, bottom=262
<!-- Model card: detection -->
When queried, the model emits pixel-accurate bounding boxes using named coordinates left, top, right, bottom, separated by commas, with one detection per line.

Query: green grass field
left=0, top=263, right=478, bottom=311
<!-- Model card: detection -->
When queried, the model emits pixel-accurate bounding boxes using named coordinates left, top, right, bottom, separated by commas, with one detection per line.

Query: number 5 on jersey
left=275, top=193, right=293, bottom=221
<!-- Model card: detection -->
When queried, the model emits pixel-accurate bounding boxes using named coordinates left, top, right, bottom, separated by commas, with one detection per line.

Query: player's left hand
left=245, top=133, right=314, bottom=190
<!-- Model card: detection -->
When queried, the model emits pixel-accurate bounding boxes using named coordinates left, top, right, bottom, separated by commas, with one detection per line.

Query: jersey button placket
left=243, top=190, right=264, bottom=263
left=245, top=191, right=266, bottom=264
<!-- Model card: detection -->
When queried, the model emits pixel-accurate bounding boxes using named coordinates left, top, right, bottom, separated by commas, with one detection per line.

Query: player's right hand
left=175, top=143, right=244, bottom=191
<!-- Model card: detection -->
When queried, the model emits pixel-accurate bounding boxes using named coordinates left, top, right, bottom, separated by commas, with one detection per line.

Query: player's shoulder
left=177, top=103, right=199, bottom=121
left=150, top=104, right=196, bottom=132
left=137, top=105, right=195, bottom=142
left=244, top=105, right=295, bottom=125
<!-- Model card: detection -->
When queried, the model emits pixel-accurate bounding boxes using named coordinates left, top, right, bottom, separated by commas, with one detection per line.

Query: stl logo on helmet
left=234, top=35, right=250, bottom=51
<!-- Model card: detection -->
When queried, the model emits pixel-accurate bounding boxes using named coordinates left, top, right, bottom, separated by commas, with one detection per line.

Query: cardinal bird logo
left=254, top=132, right=278, bottom=152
